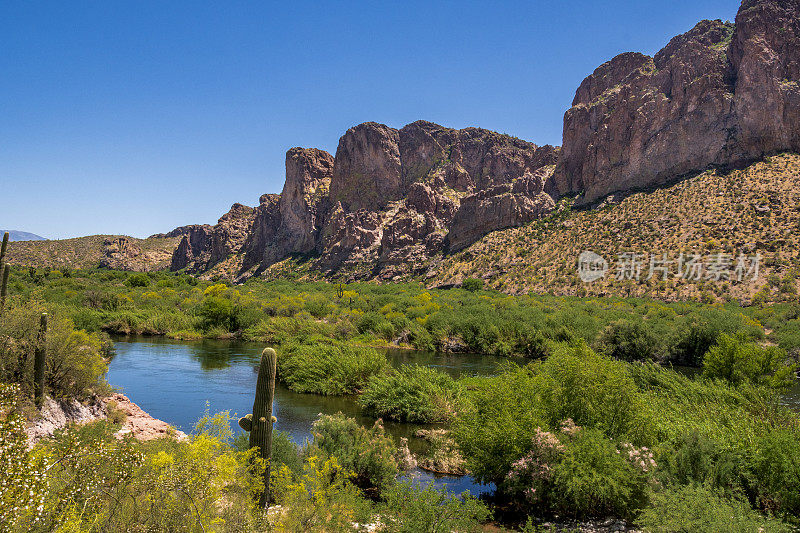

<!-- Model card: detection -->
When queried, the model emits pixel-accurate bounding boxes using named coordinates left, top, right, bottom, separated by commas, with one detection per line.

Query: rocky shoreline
left=26, top=392, right=186, bottom=447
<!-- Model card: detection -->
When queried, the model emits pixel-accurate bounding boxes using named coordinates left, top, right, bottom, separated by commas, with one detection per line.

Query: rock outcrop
left=170, top=204, right=255, bottom=273
left=556, top=0, right=800, bottom=204
left=227, top=120, right=559, bottom=278
left=447, top=169, right=555, bottom=252
left=330, top=122, right=402, bottom=212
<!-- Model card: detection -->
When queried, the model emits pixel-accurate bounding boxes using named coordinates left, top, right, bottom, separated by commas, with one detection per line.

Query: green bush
left=125, top=273, right=150, bottom=288
left=535, top=342, right=644, bottom=439
left=702, top=333, right=795, bottom=392
left=594, top=319, right=659, bottom=361
left=310, top=413, right=398, bottom=493
left=0, top=302, right=109, bottom=399
left=638, top=484, right=791, bottom=533
left=359, top=365, right=461, bottom=423
left=462, top=278, right=484, bottom=292
left=382, top=482, right=490, bottom=533
left=279, top=338, right=390, bottom=395
left=502, top=423, right=651, bottom=518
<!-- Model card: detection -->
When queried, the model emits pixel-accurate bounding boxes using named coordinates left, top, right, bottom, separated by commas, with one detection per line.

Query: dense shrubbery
left=453, top=341, right=798, bottom=525
left=702, top=333, right=795, bottom=392
left=310, top=412, right=399, bottom=493
left=5, top=266, right=789, bottom=363
left=278, top=337, right=390, bottom=395
left=3, top=392, right=488, bottom=532
left=638, top=484, right=791, bottom=533
left=0, top=301, right=109, bottom=400
left=359, top=365, right=461, bottom=423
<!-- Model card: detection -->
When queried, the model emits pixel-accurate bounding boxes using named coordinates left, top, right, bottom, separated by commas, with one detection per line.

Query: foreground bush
left=310, top=413, right=399, bottom=493
left=278, top=338, right=390, bottom=395
left=638, top=484, right=790, bottom=533
left=359, top=365, right=461, bottom=423
left=454, top=341, right=800, bottom=522
left=381, top=482, right=490, bottom=533
left=0, top=301, right=109, bottom=400
left=503, top=422, right=652, bottom=518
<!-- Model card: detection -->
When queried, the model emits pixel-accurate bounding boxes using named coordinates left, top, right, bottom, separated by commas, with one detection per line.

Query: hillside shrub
left=638, top=484, right=791, bottom=533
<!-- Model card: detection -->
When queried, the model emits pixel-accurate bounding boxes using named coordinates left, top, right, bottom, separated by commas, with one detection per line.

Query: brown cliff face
left=330, top=122, right=402, bottom=212
left=447, top=169, right=555, bottom=252
left=399, top=120, right=559, bottom=192
left=557, top=0, right=800, bottom=204
left=231, top=120, right=558, bottom=277
left=280, top=148, right=334, bottom=254
left=169, top=204, right=255, bottom=273
left=729, top=0, right=800, bottom=159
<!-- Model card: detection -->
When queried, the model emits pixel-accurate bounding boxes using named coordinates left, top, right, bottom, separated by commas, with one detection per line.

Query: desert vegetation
left=2, top=264, right=800, bottom=531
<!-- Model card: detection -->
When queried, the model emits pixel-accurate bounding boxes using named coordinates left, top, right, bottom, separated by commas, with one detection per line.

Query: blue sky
left=1, top=1, right=739, bottom=239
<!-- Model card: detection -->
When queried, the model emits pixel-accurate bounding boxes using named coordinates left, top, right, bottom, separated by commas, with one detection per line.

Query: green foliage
left=0, top=301, right=109, bottom=399
left=549, top=429, right=651, bottom=518
left=0, top=384, right=47, bottom=531
left=125, top=272, right=150, bottom=287
left=270, top=454, right=371, bottom=532
left=359, top=365, right=461, bottom=423
left=702, top=333, right=795, bottom=392
left=279, top=338, right=390, bottom=395
left=639, top=484, right=791, bottom=533
left=310, top=413, right=399, bottom=493
left=461, top=278, right=484, bottom=292
left=594, top=319, right=659, bottom=361
left=381, top=482, right=490, bottom=533
left=535, top=342, right=644, bottom=438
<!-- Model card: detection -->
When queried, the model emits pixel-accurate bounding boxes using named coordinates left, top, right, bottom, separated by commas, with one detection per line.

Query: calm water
left=106, top=336, right=505, bottom=495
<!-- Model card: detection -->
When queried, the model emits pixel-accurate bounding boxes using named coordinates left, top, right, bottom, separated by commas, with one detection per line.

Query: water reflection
left=106, top=336, right=504, bottom=495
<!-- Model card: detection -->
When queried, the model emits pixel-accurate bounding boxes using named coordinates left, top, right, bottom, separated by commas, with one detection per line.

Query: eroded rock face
left=729, top=0, right=800, bottom=160
left=447, top=169, right=555, bottom=252
left=169, top=120, right=559, bottom=279
left=241, top=194, right=281, bottom=271
left=280, top=147, right=334, bottom=254
left=330, top=122, right=402, bottom=212
left=169, top=204, right=254, bottom=273
left=399, top=120, right=559, bottom=192
left=557, top=0, right=800, bottom=204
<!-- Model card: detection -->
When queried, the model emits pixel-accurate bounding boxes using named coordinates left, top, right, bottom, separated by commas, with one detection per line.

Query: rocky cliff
left=171, top=120, right=558, bottom=280
left=163, top=0, right=798, bottom=282
left=555, top=0, right=800, bottom=204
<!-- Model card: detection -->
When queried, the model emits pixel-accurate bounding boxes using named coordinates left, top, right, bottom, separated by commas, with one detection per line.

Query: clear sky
left=1, top=1, right=739, bottom=239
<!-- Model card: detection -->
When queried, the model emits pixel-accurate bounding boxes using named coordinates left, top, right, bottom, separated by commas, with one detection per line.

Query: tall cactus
left=238, top=347, right=277, bottom=508
left=0, top=231, right=8, bottom=315
left=0, top=265, right=9, bottom=315
left=34, top=313, right=47, bottom=407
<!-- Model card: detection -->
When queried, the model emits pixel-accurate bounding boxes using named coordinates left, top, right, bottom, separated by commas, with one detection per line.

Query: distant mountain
left=2, top=230, right=47, bottom=242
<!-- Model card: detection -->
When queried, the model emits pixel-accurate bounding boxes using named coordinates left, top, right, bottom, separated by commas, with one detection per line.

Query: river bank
left=26, top=392, right=187, bottom=447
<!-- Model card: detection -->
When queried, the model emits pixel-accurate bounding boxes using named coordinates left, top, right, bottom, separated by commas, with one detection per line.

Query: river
left=106, top=336, right=505, bottom=495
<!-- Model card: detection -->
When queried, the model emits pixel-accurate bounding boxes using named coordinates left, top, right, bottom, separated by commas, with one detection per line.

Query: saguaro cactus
left=238, top=347, right=277, bottom=508
left=0, top=231, right=8, bottom=315
left=34, top=313, right=47, bottom=407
